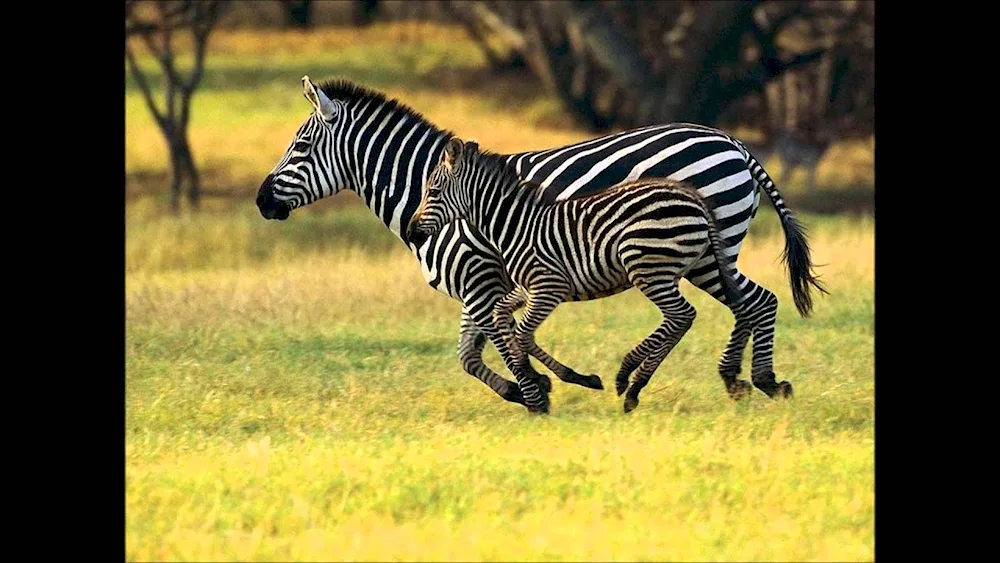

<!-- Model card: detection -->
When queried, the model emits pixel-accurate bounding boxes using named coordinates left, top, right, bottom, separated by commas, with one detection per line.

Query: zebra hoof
left=727, top=379, right=752, bottom=401
left=537, top=373, right=553, bottom=393
left=615, top=379, right=628, bottom=397
left=502, top=385, right=525, bottom=405
left=526, top=399, right=550, bottom=416
left=526, top=367, right=553, bottom=393
left=566, top=370, right=604, bottom=390
left=623, top=396, right=639, bottom=413
left=752, top=371, right=788, bottom=399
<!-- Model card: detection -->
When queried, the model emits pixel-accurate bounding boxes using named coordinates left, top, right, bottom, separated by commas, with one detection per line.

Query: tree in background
left=353, top=0, right=381, bottom=27
left=280, top=0, right=313, bottom=29
left=446, top=0, right=872, bottom=141
left=125, top=0, right=230, bottom=213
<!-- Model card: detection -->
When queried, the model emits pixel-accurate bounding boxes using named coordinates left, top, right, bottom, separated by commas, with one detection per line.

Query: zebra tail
left=743, top=148, right=829, bottom=317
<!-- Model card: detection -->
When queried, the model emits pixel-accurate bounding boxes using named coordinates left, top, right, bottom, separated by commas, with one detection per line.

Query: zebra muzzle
left=406, top=219, right=429, bottom=247
left=256, top=175, right=292, bottom=221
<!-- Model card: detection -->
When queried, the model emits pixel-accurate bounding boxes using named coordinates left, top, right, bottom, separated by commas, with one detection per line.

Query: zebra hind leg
left=740, top=285, right=793, bottom=399
left=620, top=281, right=697, bottom=413
left=458, top=308, right=524, bottom=404
left=686, top=258, right=792, bottom=400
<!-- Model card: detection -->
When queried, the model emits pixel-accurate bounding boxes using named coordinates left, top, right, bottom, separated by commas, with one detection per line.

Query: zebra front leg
left=457, top=307, right=524, bottom=404
left=464, top=292, right=551, bottom=412
left=493, top=289, right=553, bottom=414
left=509, top=286, right=570, bottom=411
left=504, top=281, right=604, bottom=391
left=491, top=290, right=553, bottom=393
left=524, top=337, right=604, bottom=390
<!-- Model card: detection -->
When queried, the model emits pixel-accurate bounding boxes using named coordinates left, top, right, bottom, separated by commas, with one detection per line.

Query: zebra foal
left=407, top=138, right=780, bottom=413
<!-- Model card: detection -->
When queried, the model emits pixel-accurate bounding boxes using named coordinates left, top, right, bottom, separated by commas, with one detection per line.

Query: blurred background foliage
left=125, top=0, right=874, bottom=217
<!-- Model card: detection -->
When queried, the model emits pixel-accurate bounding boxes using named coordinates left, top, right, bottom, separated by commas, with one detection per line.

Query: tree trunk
left=179, top=136, right=201, bottom=210
left=168, top=140, right=183, bottom=214
left=353, top=0, right=379, bottom=27
left=165, top=130, right=200, bottom=213
left=283, top=0, right=313, bottom=29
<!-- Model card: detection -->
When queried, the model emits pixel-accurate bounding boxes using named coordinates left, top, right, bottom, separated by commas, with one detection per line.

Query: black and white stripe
left=408, top=138, right=756, bottom=413
left=256, top=78, right=825, bottom=412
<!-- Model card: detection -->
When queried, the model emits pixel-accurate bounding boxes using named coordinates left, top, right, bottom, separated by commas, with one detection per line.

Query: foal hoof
left=623, top=396, right=639, bottom=413
left=585, top=375, right=605, bottom=390
left=567, top=370, right=604, bottom=390
left=727, top=379, right=752, bottom=401
left=502, top=385, right=525, bottom=405
left=528, top=369, right=553, bottom=393
left=615, top=379, right=628, bottom=397
left=526, top=402, right=550, bottom=416
left=538, top=374, right=553, bottom=393
left=777, top=381, right=793, bottom=399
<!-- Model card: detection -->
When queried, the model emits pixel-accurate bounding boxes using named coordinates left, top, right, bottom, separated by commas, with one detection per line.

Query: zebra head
left=406, top=137, right=476, bottom=247
left=256, top=76, right=353, bottom=221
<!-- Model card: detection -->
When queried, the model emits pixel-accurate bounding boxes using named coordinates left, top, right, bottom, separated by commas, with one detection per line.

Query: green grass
left=126, top=202, right=873, bottom=561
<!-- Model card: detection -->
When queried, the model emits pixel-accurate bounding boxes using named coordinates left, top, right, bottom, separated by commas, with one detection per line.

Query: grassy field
left=126, top=24, right=874, bottom=562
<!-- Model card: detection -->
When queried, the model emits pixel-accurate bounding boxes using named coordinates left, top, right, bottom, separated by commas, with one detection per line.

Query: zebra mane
left=316, top=78, right=454, bottom=137
left=463, top=145, right=550, bottom=203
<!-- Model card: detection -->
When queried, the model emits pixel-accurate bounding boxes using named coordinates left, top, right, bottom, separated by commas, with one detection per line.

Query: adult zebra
left=255, top=77, right=825, bottom=414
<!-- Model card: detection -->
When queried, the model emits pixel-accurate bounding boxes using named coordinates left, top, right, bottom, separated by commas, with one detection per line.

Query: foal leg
left=525, top=337, right=604, bottom=391
left=506, top=290, right=602, bottom=391
left=619, top=280, right=697, bottom=413
left=457, top=307, right=524, bottom=404
left=493, top=290, right=551, bottom=414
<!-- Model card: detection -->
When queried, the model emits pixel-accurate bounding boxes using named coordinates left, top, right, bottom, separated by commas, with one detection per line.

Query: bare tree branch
left=444, top=1, right=519, bottom=70
left=125, top=41, right=166, bottom=130
left=125, top=0, right=230, bottom=212
left=719, top=47, right=826, bottom=105
left=452, top=1, right=527, bottom=52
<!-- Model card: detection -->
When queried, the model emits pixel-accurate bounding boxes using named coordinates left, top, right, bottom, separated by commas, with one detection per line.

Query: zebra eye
left=293, top=141, right=310, bottom=152
left=428, top=186, right=441, bottom=197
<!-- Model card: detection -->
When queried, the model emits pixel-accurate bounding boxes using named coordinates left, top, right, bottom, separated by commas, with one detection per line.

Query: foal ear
left=302, top=75, right=337, bottom=121
left=441, top=137, right=465, bottom=171
left=464, top=140, right=480, bottom=154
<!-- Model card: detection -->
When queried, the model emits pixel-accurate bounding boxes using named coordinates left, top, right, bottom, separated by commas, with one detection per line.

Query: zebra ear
left=442, top=137, right=465, bottom=171
left=302, top=75, right=337, bottom=121
left=464, top=140, right=479, bottom=154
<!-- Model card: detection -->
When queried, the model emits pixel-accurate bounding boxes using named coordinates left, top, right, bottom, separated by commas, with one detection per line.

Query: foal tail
left=703, top=205, right=744, bottom=306
left=677, top=182, right=744, bottom=306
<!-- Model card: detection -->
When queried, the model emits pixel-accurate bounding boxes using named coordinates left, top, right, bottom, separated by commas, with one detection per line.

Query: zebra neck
left=470, top=176, right=545, bottom=263
left=345, top=101, right=451, bottom=241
